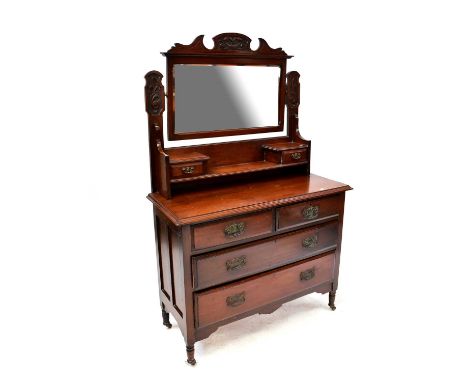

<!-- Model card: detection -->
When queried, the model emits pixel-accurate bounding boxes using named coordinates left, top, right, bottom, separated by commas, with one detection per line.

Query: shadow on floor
left=197, top=294, right=329, bottom=355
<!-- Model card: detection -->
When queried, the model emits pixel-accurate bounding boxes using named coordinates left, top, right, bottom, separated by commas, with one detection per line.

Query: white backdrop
left=1, top=1, right=467, bottom=381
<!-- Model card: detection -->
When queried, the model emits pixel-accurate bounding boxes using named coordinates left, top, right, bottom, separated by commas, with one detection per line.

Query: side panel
left=158, top=219, right=173, bottom=301
left=170, top=228, right=186, bottom=317
left=153, top=209, right=188, bottom=339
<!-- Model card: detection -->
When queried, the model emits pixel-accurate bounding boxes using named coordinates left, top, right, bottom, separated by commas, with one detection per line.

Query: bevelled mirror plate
left=174, top=65, right=281, bottom=135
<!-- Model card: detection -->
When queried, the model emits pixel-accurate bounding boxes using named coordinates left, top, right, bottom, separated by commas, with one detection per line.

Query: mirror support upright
left=145, top=71, right=170, bottom=197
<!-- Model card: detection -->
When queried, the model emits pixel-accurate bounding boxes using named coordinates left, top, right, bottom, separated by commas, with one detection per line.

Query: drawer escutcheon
left=302, top=234, right=318, bottom=249
left=226, top=292, right=246, bottom=307
left=302, top=205, right=319, bottom=220
left=181, top=166, right=195, bottom=174
left=290, top=152, right=302, bottom=160
left=226, top=255, right=247, bottom=271
left=224, top=222, right=245, bottom=238
left=300, top=267, right=316, bottom=281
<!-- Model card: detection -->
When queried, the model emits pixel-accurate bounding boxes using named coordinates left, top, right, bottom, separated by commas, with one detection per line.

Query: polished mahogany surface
left=145, top=33, right=351, bottom=365
left=195, top=252, right=335, bottom=328
left=193, top=221, right=338, bottom=290
left=148, top=173, right=351, bottom=225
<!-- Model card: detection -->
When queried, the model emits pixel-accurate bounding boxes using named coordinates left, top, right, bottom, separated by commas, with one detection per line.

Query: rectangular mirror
left=169, top=65, right=283, bottom=140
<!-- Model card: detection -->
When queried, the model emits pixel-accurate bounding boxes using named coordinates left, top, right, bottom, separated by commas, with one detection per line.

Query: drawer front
left=277, top=194, right=341, bottom=230
left=193, top=220, right=338, bottom=290
left=170, top=162, right=204, bottom=179
left=195, top=252, right=335, bottom=328
left=281, top=148, right=307, bottom=164
left=192, top=211, right=273, bottom=250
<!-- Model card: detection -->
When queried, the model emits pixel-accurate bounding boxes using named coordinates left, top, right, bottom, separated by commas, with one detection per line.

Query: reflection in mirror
left=174, top=65, right=280, bottom=134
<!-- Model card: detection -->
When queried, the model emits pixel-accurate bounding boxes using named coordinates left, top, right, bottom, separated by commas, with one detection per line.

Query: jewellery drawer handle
left=226, top=255, right=247, bottom=271
left=226, top=292, right=245, bottom=307
left=181, top=166, right=195, bottom=174
left=290, top=152, right=302, bottom=160
left=302, top=205, right=319, bottom=220
left=302, top=234, right=318, bottom=249
left=300, top=267, right=316, bottom=281
left=224, top=222, right=245, bottom=238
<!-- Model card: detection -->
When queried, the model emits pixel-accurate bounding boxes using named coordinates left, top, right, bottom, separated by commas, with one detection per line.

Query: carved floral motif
left=144, top=71, right=164, bottom=115
left=286, top=71, right=300, bottom=108
left=214, top=34, right=251, bottom=50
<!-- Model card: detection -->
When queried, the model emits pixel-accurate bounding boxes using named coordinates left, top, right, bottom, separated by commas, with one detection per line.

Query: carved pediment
left=164, top=33, right=290, bottom=58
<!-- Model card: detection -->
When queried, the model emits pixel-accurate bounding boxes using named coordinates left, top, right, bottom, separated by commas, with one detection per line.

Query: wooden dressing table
left=145, top=33, right=352, bottom=365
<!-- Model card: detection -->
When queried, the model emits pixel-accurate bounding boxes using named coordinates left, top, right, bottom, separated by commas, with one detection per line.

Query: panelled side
left=153, top=209, right=190, bottom=339
left=170, top=228, right=186, bottom=318
left=158, top=217, right=173, bottom=301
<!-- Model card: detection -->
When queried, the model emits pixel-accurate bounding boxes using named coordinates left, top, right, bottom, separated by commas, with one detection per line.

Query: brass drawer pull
left=302, top=205, right=319, bottom=220
left=300, top=267, right=316, bottom=281
left=226, top=292, right=245, bottom=307
left=226, top=255, right=247, bottom=271
left=302, top=234, right=318, bottom=249
left=224, top=222, right=245, bottom=238
left=181, top=166, right=195, bottom=174
left=290, top=152, right=302, bottom=160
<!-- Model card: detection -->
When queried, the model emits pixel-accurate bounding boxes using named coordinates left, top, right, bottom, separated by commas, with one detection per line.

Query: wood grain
left=170, top=162, right=205, bottom=179
left=192, top=210, right=273, bottom=250
left=277, top=193, right=342, bottom=230
left=281, top=149, right=308, bottom=164
left=195, top=252, right=335, bottom=328
left=148, top=173, right=351, bottom=225
left=193, top=220, right=339, bottom=290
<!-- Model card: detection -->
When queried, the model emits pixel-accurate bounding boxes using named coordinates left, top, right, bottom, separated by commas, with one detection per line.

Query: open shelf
left=170, top=160, right=307, bottom=183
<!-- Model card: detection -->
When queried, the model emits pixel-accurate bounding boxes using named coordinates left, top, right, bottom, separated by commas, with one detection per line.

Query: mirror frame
left=163, top=33, right=291, bottom=141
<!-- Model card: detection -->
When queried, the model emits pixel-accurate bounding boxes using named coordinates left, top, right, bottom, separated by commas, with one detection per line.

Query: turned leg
left=186, top=344, right=196, bottom=365
left=328, top=291, right=336, bottom=311
left=161, top=304, right=172, bottom=329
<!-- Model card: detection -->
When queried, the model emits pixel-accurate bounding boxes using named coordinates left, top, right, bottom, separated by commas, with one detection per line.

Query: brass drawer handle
left=226, top=255, right=247, bottom=271
left=290, top=152, right=302, bottom=160
left=226, top=292, right=245, bottom=307
left=224, top=222, right=245, bottom=238
left=302, top=205, right=319, bottom=220
left=300, top=267, right=316, bottom=281
left=181, top=166, right=195, bottom=174
left=302, top=234, right=318, bottom=249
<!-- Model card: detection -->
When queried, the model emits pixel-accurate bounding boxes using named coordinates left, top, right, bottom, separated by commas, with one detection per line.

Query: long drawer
left=195, top=252, right=335, bottom=329
left=193, top=220, right=338, bottom=290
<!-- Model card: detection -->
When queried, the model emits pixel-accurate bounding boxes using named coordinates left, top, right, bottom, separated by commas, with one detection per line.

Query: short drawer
left=277, top=194, right=342, bottom=230
left=195, top=252, right=335, bottom=328
left=281, top=148, right=308, bottom=164
left=192, top=210, right=274, bottom=251
left=170, top=162, right=205, bottom=179
left=193, top=220, right=338, bottom=290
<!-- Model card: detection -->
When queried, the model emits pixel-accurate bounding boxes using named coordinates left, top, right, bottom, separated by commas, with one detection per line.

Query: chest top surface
left=148, top=173, right=351, bottom=225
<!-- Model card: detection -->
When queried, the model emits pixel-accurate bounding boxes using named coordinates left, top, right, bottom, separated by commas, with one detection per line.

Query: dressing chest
left=145, top=33, right=352, bottom=365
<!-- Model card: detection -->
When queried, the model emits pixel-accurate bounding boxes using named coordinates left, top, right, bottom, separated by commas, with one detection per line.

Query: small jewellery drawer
left=277, top=194, right=341, bottom=230
left=170, top=162, right=205, bottom=179
left=192, top=210, right=274, bottom=251
left=195, top=252, right=335, bottom=328
left=281, top=149, right=308, bottom=164
left=193, top=220, right=338, bottom=290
